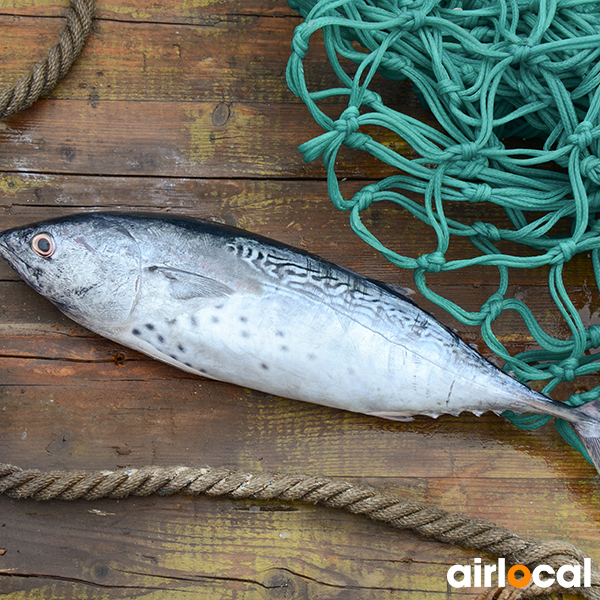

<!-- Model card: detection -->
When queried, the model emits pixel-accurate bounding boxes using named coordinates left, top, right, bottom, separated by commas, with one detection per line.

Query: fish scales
left=1, top=213, right=600, bottom=474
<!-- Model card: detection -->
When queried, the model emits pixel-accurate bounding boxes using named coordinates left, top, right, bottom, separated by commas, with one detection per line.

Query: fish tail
left=571, top=399, right=600, bottom=475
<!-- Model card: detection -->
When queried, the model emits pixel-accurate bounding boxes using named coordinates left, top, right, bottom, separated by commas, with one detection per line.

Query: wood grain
left=0, top=0, right=598, bottom=598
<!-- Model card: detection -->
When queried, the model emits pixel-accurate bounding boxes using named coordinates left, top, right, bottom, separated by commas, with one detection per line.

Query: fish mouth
left=0, top=228, right=36, bottom=283
left=0, top=232, right=22, bottom=268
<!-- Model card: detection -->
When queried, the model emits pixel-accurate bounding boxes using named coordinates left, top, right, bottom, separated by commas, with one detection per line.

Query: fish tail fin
left=571, top=399, right=600, bottom=475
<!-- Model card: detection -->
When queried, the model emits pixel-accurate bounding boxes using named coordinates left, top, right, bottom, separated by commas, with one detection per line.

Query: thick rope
left=0, top=0, right=95, bottom=119
left=0, top=462, right=598, bottom=599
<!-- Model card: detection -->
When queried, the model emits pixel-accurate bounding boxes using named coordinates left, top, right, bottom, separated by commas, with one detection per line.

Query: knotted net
left=286, top=0, right=600, bottom=459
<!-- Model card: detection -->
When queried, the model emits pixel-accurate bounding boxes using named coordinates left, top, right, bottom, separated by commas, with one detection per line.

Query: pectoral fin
left=148, top=266, right=233, bottom=299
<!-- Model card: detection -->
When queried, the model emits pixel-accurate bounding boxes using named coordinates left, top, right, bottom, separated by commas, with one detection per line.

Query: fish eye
left=31, top=233, right=56, bottom=258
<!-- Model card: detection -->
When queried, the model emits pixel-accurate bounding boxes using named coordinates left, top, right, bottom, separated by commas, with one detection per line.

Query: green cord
left=286, top=0, right=600, bottom=461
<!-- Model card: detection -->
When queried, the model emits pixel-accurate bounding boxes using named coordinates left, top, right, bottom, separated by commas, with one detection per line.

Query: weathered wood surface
left=0, top=1, right=599, bottom=598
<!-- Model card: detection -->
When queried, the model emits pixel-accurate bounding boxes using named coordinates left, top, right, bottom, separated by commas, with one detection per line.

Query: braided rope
left=0, top=0, right=95, bottom=119
left=285, top=0, right=600, bottom=458
left=1, top=462, right=598, bottom=599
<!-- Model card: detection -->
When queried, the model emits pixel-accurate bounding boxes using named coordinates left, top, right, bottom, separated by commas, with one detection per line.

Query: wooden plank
left=0, top=15, right=326, bottom=105
left=0, top=0, right=298, bottom=22
left=0, top=12, right=428, bottom=181
left=0, top=480, right=598, bottom=597
left=0, top=494, right=464, bottom=599
left=1, top=372, right=599, bottom=480
left=0, top=99, right=415, bottom=178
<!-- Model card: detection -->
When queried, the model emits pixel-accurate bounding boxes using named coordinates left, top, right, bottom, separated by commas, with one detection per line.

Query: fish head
left=0, top=215, right=141, bottom=330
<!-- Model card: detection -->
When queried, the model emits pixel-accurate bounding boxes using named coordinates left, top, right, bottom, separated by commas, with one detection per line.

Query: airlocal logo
left=447, top=558, right=592, bottom=589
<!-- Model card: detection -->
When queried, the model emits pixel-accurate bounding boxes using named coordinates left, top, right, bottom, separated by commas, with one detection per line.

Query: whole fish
left=1, top=213, right=599, bottom=473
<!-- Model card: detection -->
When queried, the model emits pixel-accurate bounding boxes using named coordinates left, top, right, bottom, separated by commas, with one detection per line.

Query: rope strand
left=1, top=462, right=598, bottom=599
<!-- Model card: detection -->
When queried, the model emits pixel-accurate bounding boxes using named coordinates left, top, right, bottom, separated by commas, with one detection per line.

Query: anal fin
left=368, top=411, right=414, bottom=422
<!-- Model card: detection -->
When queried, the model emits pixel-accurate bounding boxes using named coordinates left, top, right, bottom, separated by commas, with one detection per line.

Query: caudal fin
left=571, top=398, right=600, bottom=475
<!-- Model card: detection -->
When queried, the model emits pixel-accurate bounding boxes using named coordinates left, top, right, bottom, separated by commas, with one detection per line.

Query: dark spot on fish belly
left=307, top=353, right=316, bottom=360
left=132, top=328, right=141, bottom=336
left=241, top=331, right=250, bottom=338
left=261, top=363, right=269, bottom=370
left=198, top=367, right=206, bottom=373
left=211, top=316, right=220, bottom=324
left=190, top=315, right=198, bottom=327
left=157, top=335, right=165, bottom=344
left=170, top=354, right=178, bottom=360
left=215, top=304, right=224, bottom=310
left=145, top=324, right=155, bottom=331
left=239, top=316, right=248, bottom=323
left=177, top=344, right=185, bottom=353
left=276, top=331, right=284, bottom=338
left=280, top=345, right=289, bottom=352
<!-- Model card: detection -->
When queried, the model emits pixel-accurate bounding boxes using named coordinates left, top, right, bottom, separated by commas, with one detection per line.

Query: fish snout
left=0, top=227, right=35, bottom=273
left=0, top=229, right=18, bottom=262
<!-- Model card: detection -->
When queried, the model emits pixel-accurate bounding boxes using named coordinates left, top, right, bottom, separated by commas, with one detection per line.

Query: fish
left=1, top=212, right=599, bottom=473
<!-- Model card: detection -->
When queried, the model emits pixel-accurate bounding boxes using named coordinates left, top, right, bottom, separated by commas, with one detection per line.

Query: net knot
left=382, top=53, right=413, bottom=74
left=549, top=357, right=579, bottom=382
left=568, top=120, right=595, bottom=151
left=291, top=23, right=310, bottom=59
left=481, top=293, right=504, bottom=322
left=334, top=106, right=360, bottom=136
left=354, top=184, right=378, bottom=212
left=447, top=142, right=479, bottom=161
left=550, top=239, right=578, bottom=264
left=589, top=325, right=600, bottom=349
left=403, top=9, right=426, bottom=32
left=510, top=40, right=533, bottom=64
left=471, top=221, right=502, bottom=242
left=579, top=154, right=600, bottom=184
left=363, top=89, right=383, bottom=107
left=464, top=183, right=493, bottom=203
left=416, top=251, right=445, bottom=273
left=436, top=78, right=462, bottom=106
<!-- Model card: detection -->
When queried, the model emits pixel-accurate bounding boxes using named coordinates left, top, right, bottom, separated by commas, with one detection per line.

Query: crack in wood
left=265, top=566, right=438, bottom=592
left=0, top=570, right=174, bottom=592
left=117, top=566, right=435, bottom=593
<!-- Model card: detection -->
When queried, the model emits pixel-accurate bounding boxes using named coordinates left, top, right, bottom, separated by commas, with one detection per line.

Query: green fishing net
left=285, top=0, right=600, bottom=461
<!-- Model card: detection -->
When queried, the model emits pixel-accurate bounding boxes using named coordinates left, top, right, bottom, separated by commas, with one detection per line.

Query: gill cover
left=0, top=215, right=141, bottom=330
